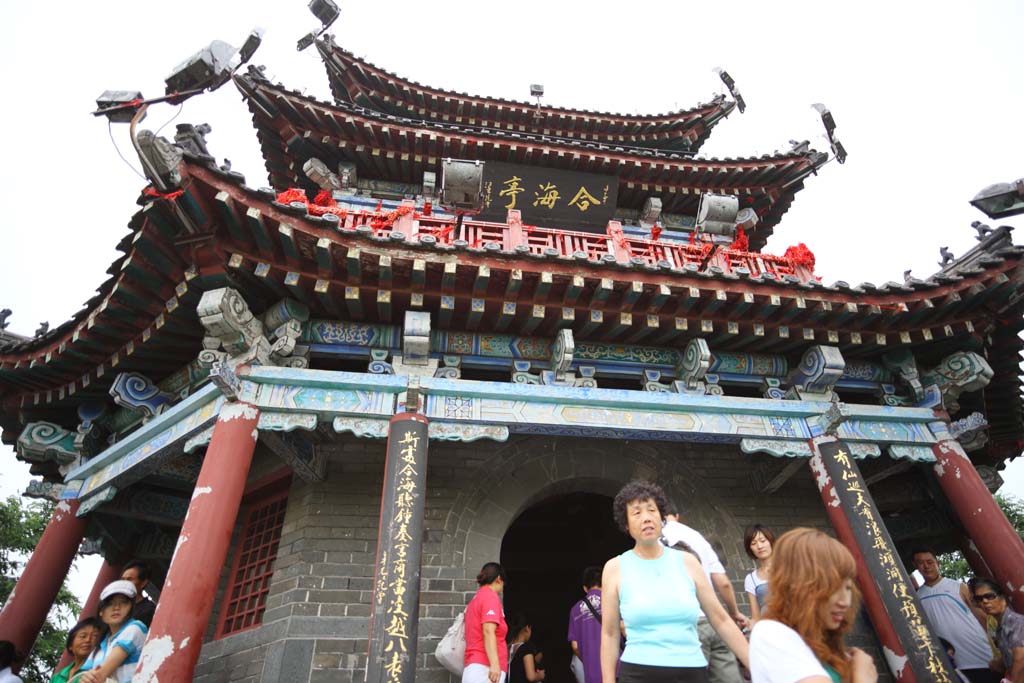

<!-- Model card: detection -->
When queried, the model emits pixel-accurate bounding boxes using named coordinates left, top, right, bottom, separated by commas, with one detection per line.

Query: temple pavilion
left=1, top=19, right=1023, bottom=683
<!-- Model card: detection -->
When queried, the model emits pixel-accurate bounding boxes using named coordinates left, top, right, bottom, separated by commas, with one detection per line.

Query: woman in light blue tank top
left=599, top=481, right=750, bottom=683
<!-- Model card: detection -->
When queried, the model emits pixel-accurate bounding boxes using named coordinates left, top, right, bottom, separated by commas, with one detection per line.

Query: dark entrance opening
left=500, top=491, right=631, bottom=683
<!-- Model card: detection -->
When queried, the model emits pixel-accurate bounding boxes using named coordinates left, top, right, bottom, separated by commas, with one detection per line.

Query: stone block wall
left=194, top=434, right=892, bottom=683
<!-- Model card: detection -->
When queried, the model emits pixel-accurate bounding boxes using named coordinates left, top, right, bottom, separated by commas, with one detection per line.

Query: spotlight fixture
left=970, top=179, right=1024, bottom=219
left=95, top=91, right=146, bottom=123
left=298, top=0, right=340, bottom=51
left=94, top=28, right=263, bottom=120
left=695, top=193, right=739, bottom=237
left=440, top=159, right=485, bottom=211
left=712, top=67, right=746, bottom=113
left=811, top=103, right=847, bottom=164
left=309, top=0, right=341, bottom=28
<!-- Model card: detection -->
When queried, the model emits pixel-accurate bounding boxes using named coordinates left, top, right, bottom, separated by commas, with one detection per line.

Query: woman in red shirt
left=464, top=562, right=509, bottom=683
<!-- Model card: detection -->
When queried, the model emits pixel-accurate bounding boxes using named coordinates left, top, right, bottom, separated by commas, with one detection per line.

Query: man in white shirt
left=912, top=549, right=1000, bottom=683
left=662, top=500, right=749, bottom=683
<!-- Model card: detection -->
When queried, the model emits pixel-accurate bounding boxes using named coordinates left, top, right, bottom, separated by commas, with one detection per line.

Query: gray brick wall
left=194, top=434, right=893, bottom=683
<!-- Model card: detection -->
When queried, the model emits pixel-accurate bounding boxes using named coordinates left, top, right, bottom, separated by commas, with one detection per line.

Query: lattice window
left=216, top=490, right=288, bottom=638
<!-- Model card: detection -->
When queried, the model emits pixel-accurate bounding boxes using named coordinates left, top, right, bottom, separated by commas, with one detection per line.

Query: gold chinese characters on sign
left=828, top=446, right=952, bottom=683
left=380, top=429, right=422, bottom=683
left=478, top=161, right=618, bottom=231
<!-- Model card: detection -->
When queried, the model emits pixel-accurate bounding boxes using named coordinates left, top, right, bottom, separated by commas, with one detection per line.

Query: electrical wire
left=108, top=121, right=147, bottom=181
left=154, top=103, right=184, bottom=137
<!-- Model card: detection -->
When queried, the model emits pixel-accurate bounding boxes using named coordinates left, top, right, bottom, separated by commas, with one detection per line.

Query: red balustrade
left=317, top=201, right=815, bottom=283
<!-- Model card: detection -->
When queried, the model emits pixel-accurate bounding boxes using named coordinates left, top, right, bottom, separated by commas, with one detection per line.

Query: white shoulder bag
left=434, top=610, right=466, bottom=675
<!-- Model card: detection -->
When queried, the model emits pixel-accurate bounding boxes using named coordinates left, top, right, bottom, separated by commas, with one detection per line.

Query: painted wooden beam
left=378, top=255, right=393, bottom=290
left=534, top=272, right=553, bottom=303
left=284, top=272, right=309, bottom=303
left=505, top=269, right=523, bottom=298
left=495, top=301, right=517, bottom=332
left=467, top=298, right=486, bottom=330
left=346, top=247, right=362, bottom=284
left=563, top=275, right=585, bottom=307
left=580, top=309, right=604, bottom=337
left=442, top=261, right=457, bottom=295
left=278, top=224, right=300, bottom=266
left=473, top=265, right=490, bottom=298
left=345, top=286, right=364, bottom=319
left=245, top=207, right=276, bottom=258
left=522, top=305, right=546, bottom=335
left=410, top=258, right=426, bottom=291
left=315, top=279, right=342, bottom=316
left=376, top=290, right=392, bottom=321
left=215, top=191, right=248, bottom=243
left=438, top=295, right=455, bottom=328
left=315, top=238, right=334, bottom=278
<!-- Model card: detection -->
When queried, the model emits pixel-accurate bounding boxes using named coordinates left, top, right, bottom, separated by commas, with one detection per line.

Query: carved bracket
left=815, top=402, right=852, bottom=436
left=434, top=356, right=461, bottom=380
left=676, top=338, right=715, bottom=394
left=109, top=372, right=174, bottom=419
left=77, top=486, right=118, bottom=516
left=24, top=479, right=67, bottom=502
left=883, top=349, right=924, bottom=401
left=950, top=411, right=989, bottom=452
left=197, top=288, right=309, bottom=368
left=261, top=430, right=326, bottom=482
left=369, top=348, right=395, bottom=375
left=787, top=345, right=846, bottom=401
left=17, top=422, right=79, bottom=465
left=920, top=351, right=994, bottom=413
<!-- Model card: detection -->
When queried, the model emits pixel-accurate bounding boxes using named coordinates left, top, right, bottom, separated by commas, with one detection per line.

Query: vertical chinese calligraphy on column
left=813, top=437, right=954, bottom=683
left=366, top=413, right=430, bottom=683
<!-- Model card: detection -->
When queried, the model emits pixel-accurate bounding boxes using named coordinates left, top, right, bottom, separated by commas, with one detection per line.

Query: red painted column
left=55, top=556, right=124, bottom=670
left=931, top=438, right=1024, bottom=610
left=134, top=402, right=260, bottom=682
left=0, top=499, right=87, bottom=670
left=808, top=444, right=916, bottom=683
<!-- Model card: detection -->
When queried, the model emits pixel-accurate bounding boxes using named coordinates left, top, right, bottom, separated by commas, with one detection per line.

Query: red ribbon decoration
left=142, top=186, right=185, bottom=201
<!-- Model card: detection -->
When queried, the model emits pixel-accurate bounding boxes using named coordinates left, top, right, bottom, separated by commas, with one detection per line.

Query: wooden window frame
left=215, top=468, right=292, bottom=638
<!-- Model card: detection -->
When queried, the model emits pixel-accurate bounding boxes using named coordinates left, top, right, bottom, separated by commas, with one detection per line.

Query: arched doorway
left=500, top=491, right=632, bottom=683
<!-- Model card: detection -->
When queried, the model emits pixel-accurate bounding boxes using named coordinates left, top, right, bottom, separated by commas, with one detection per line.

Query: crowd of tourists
left=455, top=480, right=1024, bottom=683
left=0, top=560, right=157, bottom=683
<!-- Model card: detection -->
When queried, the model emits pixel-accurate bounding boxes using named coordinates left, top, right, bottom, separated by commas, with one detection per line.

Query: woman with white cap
left=76, top=580, right=149, bottom=683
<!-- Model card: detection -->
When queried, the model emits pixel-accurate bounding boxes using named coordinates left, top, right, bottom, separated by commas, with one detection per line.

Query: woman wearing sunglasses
left=968, top=578, right=1024, bottom=683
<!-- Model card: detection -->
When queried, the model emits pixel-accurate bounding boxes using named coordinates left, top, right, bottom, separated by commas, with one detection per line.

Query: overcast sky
left=1, top=1, right=1022, bottom=602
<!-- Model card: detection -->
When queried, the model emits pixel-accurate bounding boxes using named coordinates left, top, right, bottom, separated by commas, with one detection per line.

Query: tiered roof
left=2, top=151, right=1022, bottom=468
left=238, top=67, right=826, bottom=250
left=316, top=37, right=735, bottom=153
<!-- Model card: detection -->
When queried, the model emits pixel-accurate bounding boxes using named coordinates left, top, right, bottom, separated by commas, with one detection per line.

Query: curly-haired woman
left=600, top=480, right=749, bottom=683
left=748, top=528, right=876, bottom=683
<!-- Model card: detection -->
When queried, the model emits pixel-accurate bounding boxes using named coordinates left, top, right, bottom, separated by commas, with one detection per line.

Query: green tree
left=938, top=493, right=1024, bottom=580
left=0, top=495, right=81, bottom=682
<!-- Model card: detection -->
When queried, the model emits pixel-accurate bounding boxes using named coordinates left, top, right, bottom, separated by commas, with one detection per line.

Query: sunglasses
left=973, top=592, right=1000, bottom=604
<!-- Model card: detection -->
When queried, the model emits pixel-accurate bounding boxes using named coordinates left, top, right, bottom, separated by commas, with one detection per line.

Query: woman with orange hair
left=748, top=528, right=877, bottom=683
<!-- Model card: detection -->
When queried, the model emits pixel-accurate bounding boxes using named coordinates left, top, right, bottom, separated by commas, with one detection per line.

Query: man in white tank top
left=913, top=549, right=1000, bottom=683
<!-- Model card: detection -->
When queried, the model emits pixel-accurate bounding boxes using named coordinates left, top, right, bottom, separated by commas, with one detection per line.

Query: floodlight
left=695, top=193, right=739, bottom=236
left=640, top=197, right=662, bottom=225
left=297, top=32, right=317, bottom=51
left=440, top=159, right=485, bottom=211
left=309, top=0, right=341, bottom=28
left=238, top=28, right=264, bottom=64
left=165, top=40, right=239, bottom=98
left=530, top=84, right=544, bottom=98
left=970, top=179, right=1024, bottom=219
left=303, top=157, right=340, bottom=191
left=95, top=91, right=146, bottom=123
